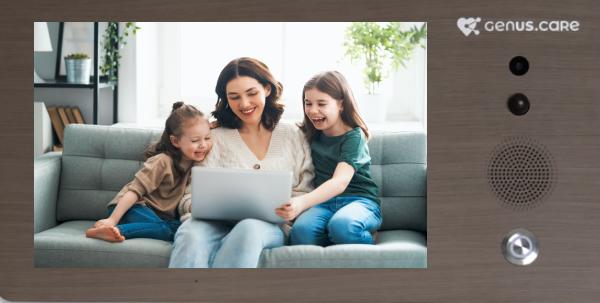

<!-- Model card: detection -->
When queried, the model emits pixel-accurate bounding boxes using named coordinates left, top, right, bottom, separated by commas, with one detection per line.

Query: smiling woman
left=169, top=57, right=315, bottom=268
left=212, top=57, right=284, bottom=131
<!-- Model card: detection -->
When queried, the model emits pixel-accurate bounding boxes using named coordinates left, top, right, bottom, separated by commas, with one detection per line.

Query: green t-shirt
left=310, top=127, right=380, bottom=205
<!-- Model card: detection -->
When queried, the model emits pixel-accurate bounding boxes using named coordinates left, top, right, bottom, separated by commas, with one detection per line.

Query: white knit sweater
left=178, top=122, right=315, bottom=235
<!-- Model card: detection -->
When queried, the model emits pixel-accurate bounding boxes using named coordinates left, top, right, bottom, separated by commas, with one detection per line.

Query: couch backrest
left=57, top=125, right=163, bottom=222
left=57, top=125, right=427, bottom=232
left=368, top=132, right=427, bottom=232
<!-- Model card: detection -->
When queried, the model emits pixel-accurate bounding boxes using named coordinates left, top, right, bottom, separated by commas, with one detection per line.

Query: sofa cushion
left=257, top=230, right=427, bottom=268
left=56, top=125, right=163, bottom=222
left=34, top=221, right=172, bottom=268
left=368, top=132, right=427, bottom=232
left=379, top=197, right=427, bottom=232
left=34, top=151, right=62, bottom=234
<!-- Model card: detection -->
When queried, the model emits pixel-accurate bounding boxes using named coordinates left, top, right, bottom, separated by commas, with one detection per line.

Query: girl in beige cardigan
left=86, top=102, right=213, bottom=243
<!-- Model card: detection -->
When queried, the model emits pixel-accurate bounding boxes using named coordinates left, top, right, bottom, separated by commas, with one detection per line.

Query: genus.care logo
left=457, top=17, right=580, bottom=36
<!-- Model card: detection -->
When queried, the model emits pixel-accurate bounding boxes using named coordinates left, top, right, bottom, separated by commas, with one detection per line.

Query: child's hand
left=94, top=218, right=117, bottom=229
left=276, top=197, right=305, bottom=221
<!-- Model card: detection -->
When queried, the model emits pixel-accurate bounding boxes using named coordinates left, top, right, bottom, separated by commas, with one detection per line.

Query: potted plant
left=65, top=53, right=91, bottom=84
left=342, top=22, right=427, bottom=123
left=99, top=22, right=140, bottom=90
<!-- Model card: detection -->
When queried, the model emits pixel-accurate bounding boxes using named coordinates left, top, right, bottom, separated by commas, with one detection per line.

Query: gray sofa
left=34, top=124, right=427, bottom=268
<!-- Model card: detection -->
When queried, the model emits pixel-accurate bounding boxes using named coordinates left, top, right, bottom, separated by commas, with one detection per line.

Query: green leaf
left=341, top=22, right=426, bottom=88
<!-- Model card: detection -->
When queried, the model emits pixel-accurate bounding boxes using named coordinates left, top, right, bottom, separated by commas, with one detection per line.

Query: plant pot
left=356, top=94, right=389, bottom=124
left=65, top=58, right=91, bottom=84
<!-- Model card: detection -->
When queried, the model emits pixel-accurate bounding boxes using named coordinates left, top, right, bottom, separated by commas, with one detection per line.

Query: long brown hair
left=140, top=101, right=205, bottom=177
left=212, top=57, right=284, bottom=131
left=298, top=71, right=370, bottom=142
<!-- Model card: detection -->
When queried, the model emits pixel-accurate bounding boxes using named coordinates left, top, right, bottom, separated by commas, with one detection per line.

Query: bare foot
left=86, top=226, right=125, bottom=242
left=371, top=231, right=378, bottom=244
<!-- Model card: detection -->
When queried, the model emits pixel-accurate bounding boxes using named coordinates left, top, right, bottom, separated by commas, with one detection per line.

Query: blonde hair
left=298, top=71, right=369, bottom=142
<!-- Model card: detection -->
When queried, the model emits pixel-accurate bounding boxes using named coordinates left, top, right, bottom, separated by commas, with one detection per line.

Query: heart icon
left=457, top=17, right=481, bottom=36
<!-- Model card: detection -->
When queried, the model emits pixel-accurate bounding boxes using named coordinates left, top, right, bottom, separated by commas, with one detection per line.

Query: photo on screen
left=33, top=22, right=427, bottom=268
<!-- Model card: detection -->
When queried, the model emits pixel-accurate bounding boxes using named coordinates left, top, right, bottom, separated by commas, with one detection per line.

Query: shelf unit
left=34, top=22, right=118, bottom=125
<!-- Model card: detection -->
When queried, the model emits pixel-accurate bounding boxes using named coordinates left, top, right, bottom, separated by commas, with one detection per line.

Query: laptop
left=190, top=167, right=293, bottom=223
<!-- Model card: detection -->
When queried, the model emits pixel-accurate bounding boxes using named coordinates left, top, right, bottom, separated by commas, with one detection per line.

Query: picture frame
left=10, top=1, right=600, bottom=302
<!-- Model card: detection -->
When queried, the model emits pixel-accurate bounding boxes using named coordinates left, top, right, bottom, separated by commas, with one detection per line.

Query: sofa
left=34, top=124, right=427, bottom=268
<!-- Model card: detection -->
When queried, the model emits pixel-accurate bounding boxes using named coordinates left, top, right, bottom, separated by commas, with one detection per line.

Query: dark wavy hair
left=298, top=71, right=370, bottom=142
left=212, top=57, right=284, bottom=131
left=139, top=101, right=205, bottom=178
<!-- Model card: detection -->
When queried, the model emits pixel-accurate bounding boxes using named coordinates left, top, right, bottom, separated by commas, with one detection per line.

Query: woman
left=168, top=57, right=314, bottom=268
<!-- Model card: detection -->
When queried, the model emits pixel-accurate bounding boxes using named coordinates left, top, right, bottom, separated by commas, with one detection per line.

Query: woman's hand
left=94, top=218, right=118, bottom=229
left=209, top=120, right=220, bottom=129
left=276, top=197, right=305, bottom=221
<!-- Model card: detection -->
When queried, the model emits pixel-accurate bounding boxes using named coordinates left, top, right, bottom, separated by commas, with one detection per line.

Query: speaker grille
left=486, top=137, right=556, bottom=211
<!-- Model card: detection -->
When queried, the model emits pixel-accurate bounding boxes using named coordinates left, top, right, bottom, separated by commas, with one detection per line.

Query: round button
left=509, top=235, right=532, bottom=258
left=501, top=228, right=539, bottom=266
left=507, top=93, right=530, bottom=116
left=253, top=164, right=260, bottom=170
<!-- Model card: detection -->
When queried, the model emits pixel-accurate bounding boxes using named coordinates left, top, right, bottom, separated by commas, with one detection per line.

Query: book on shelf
left=46, top=106, right=65, bottom=145
left=72, top=106, right=86, bottom=124
left=65, top=106, right=77, bottom=124
left=57, top=106, right=70, bottom=127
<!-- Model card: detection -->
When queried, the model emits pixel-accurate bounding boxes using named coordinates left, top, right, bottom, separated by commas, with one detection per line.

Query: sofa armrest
left=34, top=152, right=62, bottom=234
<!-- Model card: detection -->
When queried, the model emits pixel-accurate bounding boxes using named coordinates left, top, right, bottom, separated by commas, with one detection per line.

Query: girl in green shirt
left=277, top=71, right=382, bottom=246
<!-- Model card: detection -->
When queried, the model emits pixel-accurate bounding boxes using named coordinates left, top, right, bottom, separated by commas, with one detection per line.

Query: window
left=158, top=22, right=426, bottom=126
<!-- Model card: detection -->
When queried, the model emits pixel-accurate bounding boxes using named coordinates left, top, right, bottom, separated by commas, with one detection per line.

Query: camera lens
left=507, top=93, right=530, bottom=115
left=509, top=56, right=529, bottom=76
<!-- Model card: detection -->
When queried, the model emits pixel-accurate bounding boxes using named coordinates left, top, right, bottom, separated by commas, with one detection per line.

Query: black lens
left=515, top=62, right=523, bottom=70
left=508, top=93, right=530, bottom=115
left=509, top=56, right=529, bottom=76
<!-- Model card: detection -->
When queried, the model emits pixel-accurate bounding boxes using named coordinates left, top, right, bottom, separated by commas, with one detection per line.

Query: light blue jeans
left=289, top=196, right=382, bottom=246
left=168, top=218, right=284, bottom=268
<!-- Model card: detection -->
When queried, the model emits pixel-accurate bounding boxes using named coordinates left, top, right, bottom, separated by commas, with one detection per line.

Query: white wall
left=117, top=23, right=137, bottom=123
left=135, top=22, right=159, bottom=123
left=34, top=102, right=53, bottom=158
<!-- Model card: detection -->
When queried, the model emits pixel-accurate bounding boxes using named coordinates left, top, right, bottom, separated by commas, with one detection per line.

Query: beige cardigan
left=108, top=153, right=194, bottom=220
left=178, top=122, right=314, bottom=235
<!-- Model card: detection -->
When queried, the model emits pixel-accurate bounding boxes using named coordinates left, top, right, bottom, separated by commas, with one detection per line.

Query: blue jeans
left=168, top=218, right=284, bottom=268
left=108, top=205, right=181, bottom=242
left=289, top=196, right=382, bottom=246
